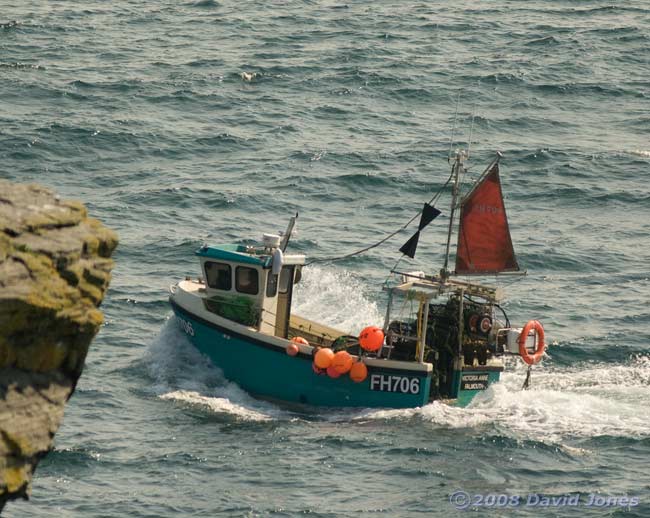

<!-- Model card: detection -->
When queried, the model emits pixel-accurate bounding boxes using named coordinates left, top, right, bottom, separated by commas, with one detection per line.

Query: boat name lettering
left=178, top=317, right=195, bottom=336
left=369, top=374, right=420, bottom=394
left=460, top=373, right=489, bottom=391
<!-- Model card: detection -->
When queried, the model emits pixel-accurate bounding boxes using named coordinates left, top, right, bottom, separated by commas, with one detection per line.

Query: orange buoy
left=326, top=365, right=342, bottom=378
left=349, top=361, right=368, bottom=383
left=518, top=320, right=546, bottom=365
left=331, top=350, right=353, bottom=374
left=359, top=326, right=384, bottom=352
left=292, top=336, right=309, bottom=346
left=286, top=342, right=299, bottom=356
left=314, top=347, right=335, bottom=369
left=312, top=362, right=326, bottom=375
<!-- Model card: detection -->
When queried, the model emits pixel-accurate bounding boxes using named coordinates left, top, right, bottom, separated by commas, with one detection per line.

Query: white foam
left=357, top=356, right=650, bottom=444
left=145, top=319, right=287, bottom=422
left=160, top=390, right=273, bottom=422
left=146, top=267, right=384, bottom=422
left=292, top=265, right=383, bottom=333
left=149, top=272, right=650, bottom=443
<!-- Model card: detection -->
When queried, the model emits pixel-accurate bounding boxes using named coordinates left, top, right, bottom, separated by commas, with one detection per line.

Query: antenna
left=458, top=102, right=477, bottom=195
left=279, top=213, right=298, bottom=252
left=447, top=91, right=462, bottom=163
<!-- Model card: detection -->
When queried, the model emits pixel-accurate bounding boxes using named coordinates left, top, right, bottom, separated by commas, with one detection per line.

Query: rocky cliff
left=0, top=181, right=117, bottom=511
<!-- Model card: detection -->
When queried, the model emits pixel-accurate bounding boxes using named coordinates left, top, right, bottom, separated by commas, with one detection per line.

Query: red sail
left=455, top=164, right=519, bottom=275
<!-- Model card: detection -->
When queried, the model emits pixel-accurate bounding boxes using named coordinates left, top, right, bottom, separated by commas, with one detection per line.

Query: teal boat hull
left=171, top=301, right=433, bottom=409
left=452, top=368, right=502, bottom=407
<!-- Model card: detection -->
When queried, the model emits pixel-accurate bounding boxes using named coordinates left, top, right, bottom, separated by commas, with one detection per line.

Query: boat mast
left=442, top=150, right=466, bottom=278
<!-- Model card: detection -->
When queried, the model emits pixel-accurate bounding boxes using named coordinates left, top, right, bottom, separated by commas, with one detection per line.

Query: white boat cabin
left=195, top=236, right=305, bottom=339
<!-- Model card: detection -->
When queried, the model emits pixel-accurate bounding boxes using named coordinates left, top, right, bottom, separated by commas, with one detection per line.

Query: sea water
left=2, top=1, right=649, bottom=516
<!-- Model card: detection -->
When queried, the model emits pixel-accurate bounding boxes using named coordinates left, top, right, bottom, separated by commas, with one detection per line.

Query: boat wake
left=358, top=356, right=650, bottom=444
left=148, top=265, right=649, bottom=445
left=148, top=317, right=650, bottom=442
left=145, top=319, right=289, bottom=422
left=145, top=266, right=384, bottom=423
left=292, top=266, right=383, bottom=333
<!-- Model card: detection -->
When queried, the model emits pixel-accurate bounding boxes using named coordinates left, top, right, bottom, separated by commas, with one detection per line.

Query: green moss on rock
left=0, top=180, right=117, bottom=509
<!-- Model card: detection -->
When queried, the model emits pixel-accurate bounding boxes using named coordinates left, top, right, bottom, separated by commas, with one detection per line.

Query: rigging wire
left=307, top=90, right=464, bottom=268
left=305, top=168, right=454, bottom=266
left=383, top=255, right=406, bottom=286
left=496, top=274, right=527, bottom=289
left=467, top=101, right=477, bottom=161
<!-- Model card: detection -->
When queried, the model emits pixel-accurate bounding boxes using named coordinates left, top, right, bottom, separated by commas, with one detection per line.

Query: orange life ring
left=518, top=320, right=545, bottom=365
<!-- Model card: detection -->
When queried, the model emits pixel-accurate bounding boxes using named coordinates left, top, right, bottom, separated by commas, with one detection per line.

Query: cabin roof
left=195, top=244, right=306, bottom=267
left=196, top=245, right=269, bottom=266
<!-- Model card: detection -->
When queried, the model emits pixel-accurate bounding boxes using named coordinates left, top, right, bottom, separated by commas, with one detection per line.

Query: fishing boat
left=169, top=150, right=546, bottom=408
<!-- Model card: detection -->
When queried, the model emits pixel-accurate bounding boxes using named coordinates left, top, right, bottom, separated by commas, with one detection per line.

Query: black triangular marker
left=399, top=231, right=420, bottom=258
left=418, top=203, right=441, bottom=231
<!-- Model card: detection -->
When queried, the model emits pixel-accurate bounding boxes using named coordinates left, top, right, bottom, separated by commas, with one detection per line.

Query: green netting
left=204, top=295, right=259, bottom=327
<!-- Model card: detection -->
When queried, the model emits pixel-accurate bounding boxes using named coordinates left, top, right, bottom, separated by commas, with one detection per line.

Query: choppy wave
left=145, top=320, right=288, bottom=422
left=146, top=271, right=650, bottom=448
left=359, top=357, right=650, bottom=444
left=4, top=0, right=650, bottom=515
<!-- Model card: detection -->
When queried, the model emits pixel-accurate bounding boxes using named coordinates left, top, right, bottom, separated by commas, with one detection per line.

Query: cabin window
left=205, top=261, right=231, bottom=290
left=278, top=267, right=293, bottom=294
left=266, top=273, right=278, bottom=297
left=236, top=266, right=259, bottom=295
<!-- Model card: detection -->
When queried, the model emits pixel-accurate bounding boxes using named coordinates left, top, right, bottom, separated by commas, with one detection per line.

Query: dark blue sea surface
left=2, top=1, right=650, bottom=516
